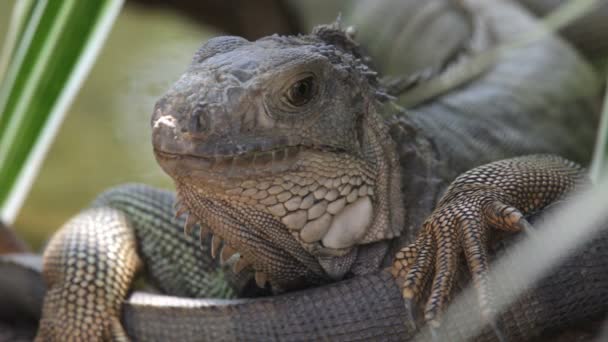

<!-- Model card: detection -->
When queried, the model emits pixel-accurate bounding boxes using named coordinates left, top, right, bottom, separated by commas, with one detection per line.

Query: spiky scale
left=174, top=201, right=187, bottom=218
left=183, top=214, right=198, bottom=236
left=211, top=235, right=222, bottom=259
left=233, top=257, right=251, bottom=273
left=255, top=271, right=268, bottom=288
left=198, top=226, right=210, bottom=242
left=220, top=245, right=237, bottom=264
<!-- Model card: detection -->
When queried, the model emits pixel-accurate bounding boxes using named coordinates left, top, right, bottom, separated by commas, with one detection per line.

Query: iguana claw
left=391, top=155, right=584, bottom=337
left=393, top=192, right=534, bottom=336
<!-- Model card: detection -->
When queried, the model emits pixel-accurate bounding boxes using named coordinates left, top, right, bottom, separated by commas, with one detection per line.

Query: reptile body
left=4, top=0, right=607, bottom=341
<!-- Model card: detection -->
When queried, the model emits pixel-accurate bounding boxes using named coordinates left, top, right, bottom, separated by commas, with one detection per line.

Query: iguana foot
left=391, top=155, right=585, bottom=336
left=35, top=208, right=140, bottom=342
left=392, top=192, right=525, bottom=331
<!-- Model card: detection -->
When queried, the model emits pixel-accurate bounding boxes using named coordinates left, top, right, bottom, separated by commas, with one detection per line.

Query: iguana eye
left=284, top=76, right=316, bottom=107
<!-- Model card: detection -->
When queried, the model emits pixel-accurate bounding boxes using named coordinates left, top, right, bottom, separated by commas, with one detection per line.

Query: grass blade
left=0, top=0, right=36, bottom=81
left=590, top=70, right=608, bottom=182
left=0, top=0, right=124, bottom=224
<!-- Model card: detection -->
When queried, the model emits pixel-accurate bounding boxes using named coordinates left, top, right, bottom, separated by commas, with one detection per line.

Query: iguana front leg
left=391, top=154, right=586, bottom=335
left=36, top=208, right=140, bottom=341
left=35, top=185, right=242, bottom=341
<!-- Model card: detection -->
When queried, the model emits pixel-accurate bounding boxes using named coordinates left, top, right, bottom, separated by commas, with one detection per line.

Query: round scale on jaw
left=302, top=177, right=315, bottom=187
left=267, top=185, right=283, bottom=195
left=289, top=185, right=302, bottom=196
left=300, top=194, right=315, bottom=209
left=284, top=196, right=302, bottom=211
left=281, top=210, right=307, bottom=230
left=325, top=189, right=339, bottom=201
left=260, top=196, right=278, bottom=206
left=296, top=187, right=308, bottom=197
left=339, top=184, right=352, bottom=196
left=300, top=213, right=332, bottom=243
left=225, top=187, right=243, bottom=196
left=307, top=201, right=327, bottom=220
left=326, top=197, right=346, bottom=214
left=322, top=196, right=373, bottom=249
left=277, top=191, right=292, bottom=202
left=252, top=190, right=268, bottom=200
left=292, top=175, right=308, bottom=187
left=241, top=180, right=257, bottom=188
left=313, top=188, right=328, bottom=200
left=256, top=182, right=270, bottom=190
left=308, top=182, right=319, bottom=192
left=346, top=188, right=358, bottom=203
left=268, top=203, right=287, bottom=217
left=242, top=188, right=257, bottom=197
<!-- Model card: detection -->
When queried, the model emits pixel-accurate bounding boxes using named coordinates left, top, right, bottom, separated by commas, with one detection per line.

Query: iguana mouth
left=154, top=146, right=299, bottom=175
left=157, top=143, right=379, bottom=288
left=154, top=140, right=351, bottom=183
left=154, top=135, right=347, bottom=168
left=154, top=145, right=302, bottom=181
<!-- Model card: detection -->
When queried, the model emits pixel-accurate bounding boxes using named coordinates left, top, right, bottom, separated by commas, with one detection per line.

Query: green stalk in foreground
left=590, top=69, right=608, bottom=182
left=0, top=0, right=124, bottom=224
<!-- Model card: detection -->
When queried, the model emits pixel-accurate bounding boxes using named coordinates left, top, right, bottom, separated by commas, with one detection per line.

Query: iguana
left=4, top=0, right=608, bottom=341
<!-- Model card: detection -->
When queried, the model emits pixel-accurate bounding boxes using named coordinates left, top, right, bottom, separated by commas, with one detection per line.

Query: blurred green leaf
left=0, top=0, right=36, bottom=79
left=590, top=70, right=608, bottom=182
left=0, top=0, right=123, bottom=224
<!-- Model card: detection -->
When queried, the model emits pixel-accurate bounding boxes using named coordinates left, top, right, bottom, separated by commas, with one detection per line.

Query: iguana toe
left=391, top=155, right=585, bottom=335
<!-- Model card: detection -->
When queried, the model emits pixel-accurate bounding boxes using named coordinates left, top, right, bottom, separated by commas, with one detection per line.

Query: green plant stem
left=0, top=0, right=124, bottom=224
left=0, top=0, right=36, bottom=82
left=590, top=68, right=608, bottom=182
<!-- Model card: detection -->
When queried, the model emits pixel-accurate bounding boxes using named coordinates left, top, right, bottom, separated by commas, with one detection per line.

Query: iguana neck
left=385, top=108, right=447, bottom=246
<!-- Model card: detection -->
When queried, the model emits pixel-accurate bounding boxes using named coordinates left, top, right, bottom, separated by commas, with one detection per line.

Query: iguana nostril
left=189, top=107, right=208, bottom=134
left=198, top=114, right=209, bottom=132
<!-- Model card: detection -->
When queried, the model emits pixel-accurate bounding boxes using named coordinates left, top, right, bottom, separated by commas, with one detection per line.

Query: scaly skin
left=32, top=158, right=605, bottom=341
left=37, top=209, right=140, bottom=341
left=391, top=155, right=586, bottom=329
left=29, top=0, right=605, bottom=341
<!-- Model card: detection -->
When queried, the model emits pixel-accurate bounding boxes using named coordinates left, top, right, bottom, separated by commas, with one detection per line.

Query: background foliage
left=0, top=0, right=605, bottom=251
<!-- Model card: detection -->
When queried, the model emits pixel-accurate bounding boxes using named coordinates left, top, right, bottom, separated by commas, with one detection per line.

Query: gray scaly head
left=151, top=25, right=404, bottom=291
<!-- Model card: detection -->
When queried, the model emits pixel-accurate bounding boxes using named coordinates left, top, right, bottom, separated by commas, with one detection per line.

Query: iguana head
left=152, top=25, right=403, bottom=290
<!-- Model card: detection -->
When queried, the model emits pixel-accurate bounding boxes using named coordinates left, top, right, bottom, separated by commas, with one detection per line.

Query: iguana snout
left=152, top=27, right=404, bottom=289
